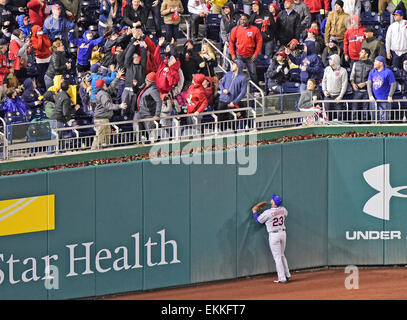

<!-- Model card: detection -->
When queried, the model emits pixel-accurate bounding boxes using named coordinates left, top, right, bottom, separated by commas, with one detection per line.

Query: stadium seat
left=205, top=14, right=222, bottom=42
left=289, top=68, right=301, bottom=82
left=282, top=81, right=301, bottom=94
left=360, top=11, right=380, bottom=26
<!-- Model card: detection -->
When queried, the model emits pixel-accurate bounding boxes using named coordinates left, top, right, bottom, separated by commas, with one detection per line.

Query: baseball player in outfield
left=252, top=194, right=291, bottom=283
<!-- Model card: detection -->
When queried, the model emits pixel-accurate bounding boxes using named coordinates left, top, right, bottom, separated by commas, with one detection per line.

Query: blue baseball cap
left=375, top=55, right=386, bottom=64
left=393, top=9, right=403, bottom=15
left=271, top=193, right=282, bottom=206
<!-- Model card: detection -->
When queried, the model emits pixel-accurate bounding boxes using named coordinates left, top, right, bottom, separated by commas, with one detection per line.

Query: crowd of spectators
left=0, top=0, right=406, bottom=147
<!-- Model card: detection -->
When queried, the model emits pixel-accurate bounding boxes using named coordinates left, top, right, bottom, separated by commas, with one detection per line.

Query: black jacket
left=220, top=2, right=240, bottom=44
left=122, top=4, right=147, bottom=28
left=51, top=90, right=73, bottom=123
left=266, top=59, right=290, bottom=85
left=350, top=59, right=374, bottom=90
left=250, top=10, right=276, bottom=43
left=123, top=41, right=147, bottom=90
left=180, top=47, right=201, bottom=84
left=276, top=9, right=301, bottom=46
left=46, top=51, right=67, bottom=79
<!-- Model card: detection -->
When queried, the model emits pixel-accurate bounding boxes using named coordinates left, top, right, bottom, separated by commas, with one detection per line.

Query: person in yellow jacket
left=324, top=0, right=349, bottom=48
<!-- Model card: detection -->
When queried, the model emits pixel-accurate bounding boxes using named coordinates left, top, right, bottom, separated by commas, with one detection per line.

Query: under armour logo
left=363, top=164, right=407, bottom=220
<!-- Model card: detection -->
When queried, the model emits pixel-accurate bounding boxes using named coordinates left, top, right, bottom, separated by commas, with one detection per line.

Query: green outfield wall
left=1, top=137, right=407, bottom=299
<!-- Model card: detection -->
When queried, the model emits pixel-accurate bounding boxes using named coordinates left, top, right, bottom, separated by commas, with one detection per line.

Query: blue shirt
left=368, top=67, right=396, bottom=100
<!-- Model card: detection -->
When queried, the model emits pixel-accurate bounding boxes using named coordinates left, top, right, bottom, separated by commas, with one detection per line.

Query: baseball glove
left=251, top=201, right=267, bottom=213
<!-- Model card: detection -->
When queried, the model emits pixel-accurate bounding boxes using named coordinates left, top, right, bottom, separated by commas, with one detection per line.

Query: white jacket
left=187, top=0, right=209, bottom=15
left=385, top=19, right=407, bottom=56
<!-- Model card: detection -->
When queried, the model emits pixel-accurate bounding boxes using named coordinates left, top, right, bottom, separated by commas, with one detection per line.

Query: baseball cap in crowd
left=393, top=9, right=404, bottom=16
left=252, top=0, right=260, bottom=5
left=271, top=193, right=282, bottom=206
left=375, top=56, right=386, bottom=64
left=95, top=78, right=106, bottom=88
left=287, top=38, right=299, bottom=47
left=276, top=51, right=287, bottom=59
left=146, top=72, right=156, bottom=82
left=52, top=3, right=61, bottom=9
left=306, top=27, right=319, bottom=35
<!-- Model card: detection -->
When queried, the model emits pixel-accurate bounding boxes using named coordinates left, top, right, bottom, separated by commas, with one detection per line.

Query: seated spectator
left=43, top=90, right=56, bottom=119
left=367, top=55, right=396, bottom=123
left=265, top=51, right=290, bottom=94
left=304, top=27, right=325, bottom=56
left=321, top=53, right=348, bottom=120
left=202, top=75, right=215, bottom=107
left=322, top=36, right=343, bottom=67
left=250, top=0, right=277, bottom=57
left=92, top=69, right=127, bottom=149
left=285, top=40, right=324, bottom=91
left=21, top=78, right=42, bottom=109
left=3, top=87, right=28, bottom=115
left=350, top=47, right=373, bottom=122
left=385, top=9, right=407, bottom=69
left=27, top=0, right=47, bottom=28
left=343, top=14, right=366, bottom=69
left=297, top=78, right=323, bottom=109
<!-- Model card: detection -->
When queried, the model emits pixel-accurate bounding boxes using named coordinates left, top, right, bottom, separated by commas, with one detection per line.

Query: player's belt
left=271, top=228, right=285, bottom=233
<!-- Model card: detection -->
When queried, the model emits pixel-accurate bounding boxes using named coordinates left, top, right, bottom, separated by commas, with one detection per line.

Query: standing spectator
left=350, top=47, right=373, bottom=122
left=68, top=29, right=104, bottom=75
left=303, top=0, right=330, bottom=25
left=342, top=0, right=362, bottom=16
left=385, top=10, right=407, bottom=69
left=250, top=0, right=277, bottom=57
left=21, top=78, right=41, bottom=110
left=154, top=36, right=181, bottom=97
left=324, top=0, right=349, bottom=49
left=198, top=42, right=217, bottom=78
left=0, top=0, right=15, bottom=38
left=343, top=14, right=366, bottom=69
left=242, top=0, right=252, bottom=15
left=9, top=29, right=30, bottom=84
left=321, top=54, right=348, bottom=120
left=42, top=4, right=75, bottom=45
left=268, top=2, right=280, bottom=23
left=30, top=24, right=52, bottom=92
left=45, top=40, right=67, bottom=90
left=265, top=51, right=289, bottom=94
left=285, top=40, right=324, bottom=91
left=361, top=26, right=386, bottom=63
left=92, top=69, right=127, bottom=150
left=186, top=73, right=208, bottom=115
left=160, top=0, right=184, bottom=44
left=293, top=0, right=312, bottom=37
left=98, top=0, right=123, bottom=38
left=132, top=72, right=162, bottom=141
left=145, top=0, right=163, bottom=38
left=16, top=15, right=32, bottom=38
left=322, top=36, right=342, bottom=67
left=0, top=39, right=10, bottom=99
left=123, top=0, right=148, bottom=29
left=367, top=55, right=397, bottom=122
left=50, top=80, right=80, bottom=128
left=275, top=0, right=302, bottom=46
left=187, top=0, right=209, bottom=41
left=304, top=26, right=324, bottom=55
left=59, top=0, right=81, bottom=22
left=220, top=2, right=240, bottom=69
left=229, top=13, right=263, bottom=84
left=297, top=78, right=323, bottom=109
left=179, top=40, right=201, bottom=86
left=217, top=60, right=248, bottom=122
left=27, top=0, right=48, bottom=28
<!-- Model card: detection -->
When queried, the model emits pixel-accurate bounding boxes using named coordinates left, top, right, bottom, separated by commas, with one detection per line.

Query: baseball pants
left=268, top=231, right=291, bottom=282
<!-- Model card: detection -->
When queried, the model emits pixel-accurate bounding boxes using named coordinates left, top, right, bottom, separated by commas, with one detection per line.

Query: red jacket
left=30, top=25, right=52, bottom=59
left=187, top=74, right=208, bottom=114
left=344, top=26, right=366, bottom=61
left=154, top=45, right=180, bottom=95
left=203, top=76, right=214, bottom=106
left=229, top=25, right=263, bottom=59
left=9, top=39, right=24, bottom=71
left=27, top=0, right=48, bottom=27
left=144, top=36, right=157, bottom=74
left=0, top=53, right=10, bottom=85
left=303, top=0, right=330, bottom=13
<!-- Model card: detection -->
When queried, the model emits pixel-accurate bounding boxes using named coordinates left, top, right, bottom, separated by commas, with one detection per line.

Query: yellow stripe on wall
left=0, top=195, right=55, bottom=237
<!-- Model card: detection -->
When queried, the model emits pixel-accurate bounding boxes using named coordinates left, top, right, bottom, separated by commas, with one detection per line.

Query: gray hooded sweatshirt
left=322, top=54, right=348, bottom=99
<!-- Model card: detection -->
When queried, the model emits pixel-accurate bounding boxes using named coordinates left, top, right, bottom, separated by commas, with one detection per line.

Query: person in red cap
left=275, top=0, right=301, bottom=46
left=304, top=26, right=324, bottom=55
left=265, top=51, right=290, bottom=94
left=92, top=68, right=127, bottom=150
left=132, top=72, right=163, bottom=142
left=186, top=73, right=208, bottom=115
left=43, top=3, right=75, bottom=45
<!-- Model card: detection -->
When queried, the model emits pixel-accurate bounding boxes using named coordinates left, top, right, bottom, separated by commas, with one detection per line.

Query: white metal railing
left=312, top=99, right=407, bottom=125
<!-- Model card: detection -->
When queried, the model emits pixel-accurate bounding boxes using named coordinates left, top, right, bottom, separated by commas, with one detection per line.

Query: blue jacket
left=68, top=30, right=103, bottom=66
left=88, top=71, right=117, bottom=101
left=43, top=15, right=75, bottom=42
left=21, top=78, right=40, bottom=109
left=3, top=97, right=28, bottom=115
left=99, top=0, right=122, bottom=26
left=219, top=60, right=248, bottom=105
left=288, top=40, right=324, bottom=83
left=16, top=15, right=32, bottom=37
